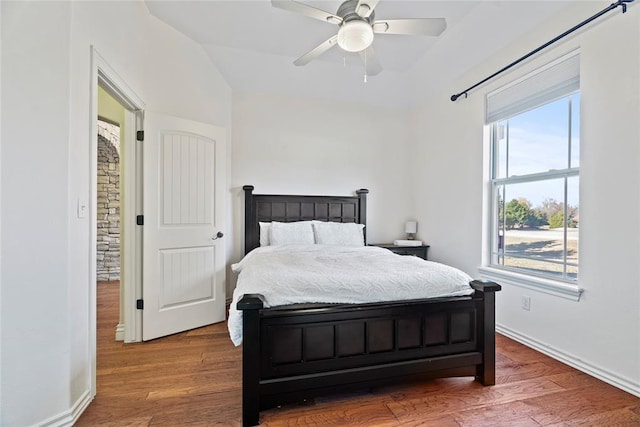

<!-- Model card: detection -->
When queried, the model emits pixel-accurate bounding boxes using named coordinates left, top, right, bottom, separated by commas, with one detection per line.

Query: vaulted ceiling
left=145, top=0, right=577, bottom=107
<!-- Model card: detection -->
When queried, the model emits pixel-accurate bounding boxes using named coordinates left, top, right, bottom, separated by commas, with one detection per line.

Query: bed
left=235, top=185, right=501, bottom=426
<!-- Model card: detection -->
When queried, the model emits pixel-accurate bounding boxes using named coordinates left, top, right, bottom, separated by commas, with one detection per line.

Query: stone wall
left=97, top=120, right=120, bottom=281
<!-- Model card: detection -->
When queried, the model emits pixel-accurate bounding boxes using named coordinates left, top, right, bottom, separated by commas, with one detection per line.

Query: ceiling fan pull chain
left=364, top=49, right=368, bottom=83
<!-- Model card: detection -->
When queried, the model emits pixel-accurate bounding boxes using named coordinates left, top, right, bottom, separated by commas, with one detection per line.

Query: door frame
left=89, top=46, right=145, bottom=395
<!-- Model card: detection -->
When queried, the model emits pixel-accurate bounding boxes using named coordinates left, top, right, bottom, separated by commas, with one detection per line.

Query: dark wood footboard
left=238, top=280, right=501, bottom=427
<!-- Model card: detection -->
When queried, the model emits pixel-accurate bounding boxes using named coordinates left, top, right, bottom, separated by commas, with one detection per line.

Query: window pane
left=495, top=179, right=572, bottom=278
left=570, top=93, right=580, bottom=168
left=507, top=97, right=570, bottom=176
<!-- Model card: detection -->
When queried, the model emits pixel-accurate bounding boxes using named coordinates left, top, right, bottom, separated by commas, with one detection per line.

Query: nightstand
left=370, top=243, right=430, bottom=260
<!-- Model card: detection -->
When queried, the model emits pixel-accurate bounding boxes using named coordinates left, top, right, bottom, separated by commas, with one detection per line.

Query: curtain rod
left=450, top=0, right=634, bottom=102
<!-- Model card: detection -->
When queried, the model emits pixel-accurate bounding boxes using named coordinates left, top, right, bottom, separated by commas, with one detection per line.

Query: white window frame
left=480, top=51, right=583, bottom=301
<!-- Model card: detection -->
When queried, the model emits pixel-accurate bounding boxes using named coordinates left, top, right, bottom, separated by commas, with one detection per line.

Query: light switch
left=77, top=198, right=88, bottom=219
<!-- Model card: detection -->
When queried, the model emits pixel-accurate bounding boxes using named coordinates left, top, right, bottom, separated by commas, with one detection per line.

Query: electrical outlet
left=521, top=295, right=531, bottom=311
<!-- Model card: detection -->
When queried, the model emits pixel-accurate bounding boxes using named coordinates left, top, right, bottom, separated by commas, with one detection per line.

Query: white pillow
left=260, top=220, right=320, bottom=246
left=313, top=222, right=365, bottom=246
left=269, top=221, right=316, bottom=246
left=259, top=222, right=271, bottom=246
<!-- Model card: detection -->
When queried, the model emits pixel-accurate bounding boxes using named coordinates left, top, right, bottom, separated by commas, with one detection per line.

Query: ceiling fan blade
left=355, top=0, right=379, bottom=18
left=358, top=45, right=382, bottom=76
left=373, top=18, right=446, bottom=36
left=272, top=0, right=343, bottom=25
left=294, top=35, right=339, bottom=66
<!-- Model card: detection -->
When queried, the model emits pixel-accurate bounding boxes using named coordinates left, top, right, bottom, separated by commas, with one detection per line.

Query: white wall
left=1, top=1, right=232, bottom=425
left=409, top=3, right=640, bottom=395
left=230, top=91, right=414, bottom=290
left=2, top=3, right=73, bottom=423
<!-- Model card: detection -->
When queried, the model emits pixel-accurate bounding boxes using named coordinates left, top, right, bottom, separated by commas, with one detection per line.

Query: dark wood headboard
left=243, top=185, right=369, bottom=255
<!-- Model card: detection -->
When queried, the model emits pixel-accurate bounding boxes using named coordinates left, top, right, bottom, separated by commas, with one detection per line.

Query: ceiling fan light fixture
left=337, top=20, right=374, bottom=52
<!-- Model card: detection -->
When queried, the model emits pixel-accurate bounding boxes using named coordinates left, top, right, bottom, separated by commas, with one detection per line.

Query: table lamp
left=405, top=221, right=417, bottom=240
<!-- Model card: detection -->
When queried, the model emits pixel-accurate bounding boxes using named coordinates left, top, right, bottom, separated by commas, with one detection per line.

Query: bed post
left=238, top=294, right=264, bottom=427
left=243, top=185, right=256, bottom=255
left=470, top=279, right=501, bottom=386
left=356, top=189, right=368, bottom=242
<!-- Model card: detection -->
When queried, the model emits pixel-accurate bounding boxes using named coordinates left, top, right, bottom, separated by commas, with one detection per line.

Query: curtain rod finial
left=618, top=0, right=634, bottom=14
left=451, top=94, right=459, bottom=102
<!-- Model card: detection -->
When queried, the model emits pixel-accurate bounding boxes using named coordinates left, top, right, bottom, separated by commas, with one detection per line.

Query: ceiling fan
left=272, top=0, right=447, bottom=76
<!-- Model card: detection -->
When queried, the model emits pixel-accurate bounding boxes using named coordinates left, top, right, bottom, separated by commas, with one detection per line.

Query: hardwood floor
left=77, top=281, right=639, bottom=426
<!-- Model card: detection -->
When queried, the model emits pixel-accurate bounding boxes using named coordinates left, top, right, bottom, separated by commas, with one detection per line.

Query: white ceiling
left=145, top=0, right=576, bottom=107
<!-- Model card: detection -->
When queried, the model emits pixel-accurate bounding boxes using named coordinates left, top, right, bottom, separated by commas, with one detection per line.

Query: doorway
left=97, top=87, right=125, bottom=341
left=89, top=47, right=146, bottom=397
left=88, top=47, right=227, bottom=401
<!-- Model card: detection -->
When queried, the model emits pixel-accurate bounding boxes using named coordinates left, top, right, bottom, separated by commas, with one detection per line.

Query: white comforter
left=227, top=245, right=473, bottom=346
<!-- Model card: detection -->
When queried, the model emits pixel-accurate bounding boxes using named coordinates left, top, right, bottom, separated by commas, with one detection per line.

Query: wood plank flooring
left=77, top=281, right=639, bottom=426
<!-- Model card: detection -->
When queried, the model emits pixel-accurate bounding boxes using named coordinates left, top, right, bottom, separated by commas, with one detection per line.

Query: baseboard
left=115, top=322, right=125, bottom=341
left=37, top=389, right=93, bottom=427
left=497, top=323, right=640, bottom=397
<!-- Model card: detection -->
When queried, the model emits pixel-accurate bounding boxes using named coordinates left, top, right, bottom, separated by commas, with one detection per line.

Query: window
left=487, top=52, right=579, bottom=283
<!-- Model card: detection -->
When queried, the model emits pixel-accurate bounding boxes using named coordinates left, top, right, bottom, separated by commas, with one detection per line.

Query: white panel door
left=143, top=112, right=226, bottom=341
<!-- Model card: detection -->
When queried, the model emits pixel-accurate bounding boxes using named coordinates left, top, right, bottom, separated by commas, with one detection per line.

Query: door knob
left=211, top=231, right=224, bottom=240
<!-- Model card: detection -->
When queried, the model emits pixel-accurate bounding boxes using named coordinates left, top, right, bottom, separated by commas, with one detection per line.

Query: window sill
left=478, top=266, right=583, bottom=301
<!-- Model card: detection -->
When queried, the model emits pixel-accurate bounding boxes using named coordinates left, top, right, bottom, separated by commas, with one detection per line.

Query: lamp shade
left=405, top=221, right=417, bottom=234
left=337, top=20, right=374, bottom=52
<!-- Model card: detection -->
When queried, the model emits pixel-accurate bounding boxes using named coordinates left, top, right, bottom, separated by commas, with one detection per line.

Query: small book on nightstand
left=393, top=239, right=423, bottom=246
